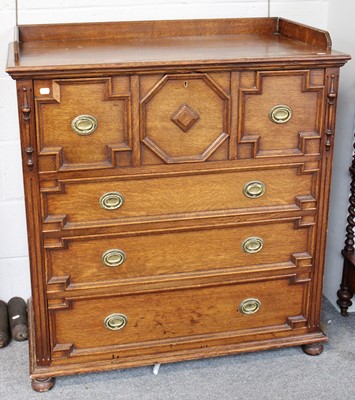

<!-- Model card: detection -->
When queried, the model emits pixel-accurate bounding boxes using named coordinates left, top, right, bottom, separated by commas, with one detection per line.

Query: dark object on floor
left=0, top=300, right=10, bottom=348
left=8, top=297, right=28, bottom=341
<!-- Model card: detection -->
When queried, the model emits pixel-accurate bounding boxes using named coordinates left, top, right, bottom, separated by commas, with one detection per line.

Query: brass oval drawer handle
left=104, top=313, right=128, bottom=331
left=71, top=115, right=98, bottom=135
left=239, top=298, right=261, bottom=315
left=243, top=181, right=266, bottom=198
left=269, top=105, right=292, bottom=124
left=242, top=237, right=264, bottom=254
left=99, top=192, right=125, bottom=210
left=102, top=249, right=126, bottom=267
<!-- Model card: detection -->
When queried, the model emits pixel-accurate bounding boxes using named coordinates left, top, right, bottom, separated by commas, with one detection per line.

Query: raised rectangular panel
left=41, top=164, right=316, bottom=229
left=238, top=70, right=324, bottom=158
left=35, top=77, right=132, bottom=171
left=46, top=219, right=312, bottom=288
left=50, top=278, right=307, bottom=363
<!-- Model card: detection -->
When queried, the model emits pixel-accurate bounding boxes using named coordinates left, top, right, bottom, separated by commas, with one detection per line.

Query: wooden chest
left=6, top=17, right=350, bottom=391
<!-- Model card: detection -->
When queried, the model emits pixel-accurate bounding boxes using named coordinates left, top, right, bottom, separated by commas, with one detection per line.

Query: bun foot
left=31, top=377, right=55, bottom=392
left=302, top=343, right=324, bottom=356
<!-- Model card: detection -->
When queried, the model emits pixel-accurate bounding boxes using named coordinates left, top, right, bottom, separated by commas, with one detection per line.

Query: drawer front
left=238, top=70, right=324, bottom=159
left=42, top=165, right=315, bottom=228
left=34, top=70, right=325, bottom=173
left=47, top=220, right=312, bottom=287
left=50, top=277, right=307, bottom=361
left=35, top=77, right=132, bottom=172
left=140, top=73, right=230, bottom=164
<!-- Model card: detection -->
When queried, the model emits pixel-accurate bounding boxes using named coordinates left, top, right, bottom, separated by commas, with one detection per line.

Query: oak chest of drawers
left=6, top=17, right=350, bottom=391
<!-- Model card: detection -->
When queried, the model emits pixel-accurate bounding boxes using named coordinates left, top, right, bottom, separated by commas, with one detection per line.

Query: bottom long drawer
left=49, top=276, right=309, bottom=365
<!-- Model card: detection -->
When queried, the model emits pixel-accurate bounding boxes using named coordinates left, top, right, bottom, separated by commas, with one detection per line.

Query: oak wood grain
left=47, top=219, right=311, bottom=287
left=7, top=18, right=350, bottom=389
left=6, top=18, right=350, bottom=79
left=42, top=165, right=315, bottom=227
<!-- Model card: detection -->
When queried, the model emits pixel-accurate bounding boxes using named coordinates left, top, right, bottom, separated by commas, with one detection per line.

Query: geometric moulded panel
left=238, top=70, right=324, bottom=159
left=35, top=77, right=132, bottom=172
left=141, top=73, right=230, bottom=164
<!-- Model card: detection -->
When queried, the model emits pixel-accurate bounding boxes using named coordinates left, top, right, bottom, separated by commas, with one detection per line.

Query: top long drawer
left=41, top=164, right=316, bottom=230
left=34, top=70, right=324, bottom=172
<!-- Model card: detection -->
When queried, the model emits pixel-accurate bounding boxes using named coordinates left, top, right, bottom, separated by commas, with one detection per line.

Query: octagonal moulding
left=140, top=73, right=230, bottom=164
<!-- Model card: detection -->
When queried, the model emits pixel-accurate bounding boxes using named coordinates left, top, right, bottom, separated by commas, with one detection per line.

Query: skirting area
left=0, top=298, right=354, bottom=400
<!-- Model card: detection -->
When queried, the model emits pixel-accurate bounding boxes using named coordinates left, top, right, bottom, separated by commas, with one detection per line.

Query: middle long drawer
left=46, top=218, right=312, bottom=289
left=41, top=165, right=315, bottom=229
